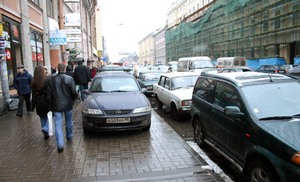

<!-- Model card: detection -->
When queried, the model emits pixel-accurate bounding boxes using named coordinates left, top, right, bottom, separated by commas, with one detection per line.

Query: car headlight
left=146, top=85, right=153, bottom=90
left=133, top=106, right=151, bottom=113
left=181, top=100, right=192, bottom=106
left=83, top=108, right=103, bottom=115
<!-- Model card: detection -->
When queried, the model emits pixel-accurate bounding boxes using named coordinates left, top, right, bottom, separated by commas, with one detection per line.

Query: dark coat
left=74, top=64, right=91, bottom=85
left=32, top=77, right=51, bottom=117
left=50, top=73, right=78, bottom=112
left=65, top=65, right=74, bottom=78
left=13, top=70, right=33, bottom=95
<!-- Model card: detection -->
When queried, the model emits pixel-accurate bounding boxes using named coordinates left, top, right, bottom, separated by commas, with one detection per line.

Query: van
left=216, top=57, right=246, bottom=68
left=177, top=56, right=214, bottom=73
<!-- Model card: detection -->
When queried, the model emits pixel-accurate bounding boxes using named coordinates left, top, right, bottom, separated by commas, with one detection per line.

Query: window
left=214, top=82, right=241, bottom=109
left=31, top=0, right=40, bottom=6
left=47, top=0, right=54, bottom=18
left=194, top=78, right=215, bottom=102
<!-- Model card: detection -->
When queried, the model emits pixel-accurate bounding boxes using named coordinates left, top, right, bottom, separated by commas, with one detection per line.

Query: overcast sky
left=98, top=0, right=175, bottom=61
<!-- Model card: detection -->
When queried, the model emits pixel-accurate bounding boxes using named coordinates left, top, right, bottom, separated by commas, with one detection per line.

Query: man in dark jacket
left=51, top=63, right=78, bottom=152
left=13, top=64, right=33, bottom=117
left=73, top=59, right=91, bottom=101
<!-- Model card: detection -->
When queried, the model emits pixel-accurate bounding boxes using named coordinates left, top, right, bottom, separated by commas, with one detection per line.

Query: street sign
left=50, top=37, right=67, bottom=45
left=49, top=30, right=67, bottom=45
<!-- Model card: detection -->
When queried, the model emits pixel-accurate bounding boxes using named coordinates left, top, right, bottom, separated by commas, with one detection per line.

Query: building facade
left=138, top=33, right=154, bottom=66
left=0, top=0, right=99, bottom=115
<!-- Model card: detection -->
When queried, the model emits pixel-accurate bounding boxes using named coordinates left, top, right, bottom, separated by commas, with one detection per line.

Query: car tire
left=193, top=118, right=206, bottom=148
left=155, top=95, right=163, bottom=109
left=170, top=103, right=180, bottom=120
left=247, top=161, right=275, bottom=182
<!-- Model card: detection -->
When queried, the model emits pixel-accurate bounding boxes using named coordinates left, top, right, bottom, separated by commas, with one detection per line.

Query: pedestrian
left=31, top=66, right=51, bottom=140
left=13, top=64, right=33, bottom=117
left=73, top=59, right=91, bottom=101
left=51, top=63, right=78, bottom=152
left=65, top=65, right=74, bottom=78
left=43, top=66, right=50, bottom=76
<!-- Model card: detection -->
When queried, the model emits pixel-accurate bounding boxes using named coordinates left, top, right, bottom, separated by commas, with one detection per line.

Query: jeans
left=53, top=110, right=73, bottom=149
left=78, top=84, right=88, bottom=101
left=40, top=116, right=49, bottom=134
left=18, top=93, right=31, bottom=114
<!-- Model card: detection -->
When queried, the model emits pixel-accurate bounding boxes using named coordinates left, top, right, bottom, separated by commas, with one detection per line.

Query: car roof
left=95, top=71, right=133, bottom=78
left=201, top=71, right=295, bottom=87
left=160, top=71, right=199, bottom=78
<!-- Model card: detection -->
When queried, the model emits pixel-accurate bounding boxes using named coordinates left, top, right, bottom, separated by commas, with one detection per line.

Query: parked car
left=177, top=56, right=215, bottom=73
left=82, top=72, right=151, bottom=132
left=137, top=71, right=164, bottom=97
left=256, top=64, right=287, bottom=74
left=286, top=65, right=300, bottom=79
left=216, top=57, right=247, bottom=68
left=153, top=72, right=199, bottom=120
left=191, top=71, right=300, bottom=182
left=167, top=61, right=178, bottom=72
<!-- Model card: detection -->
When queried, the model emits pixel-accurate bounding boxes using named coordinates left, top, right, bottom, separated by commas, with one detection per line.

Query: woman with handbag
left=31, top=66, right=51, bottom=140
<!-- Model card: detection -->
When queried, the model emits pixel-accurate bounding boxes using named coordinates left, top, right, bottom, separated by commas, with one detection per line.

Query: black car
left=137, top=71, right=164, bottom=97
left=82, top=72, right=151, bottom=132
left=191, top=72, right=300, bottom=182
left=256, top=64, right=287, bottom=74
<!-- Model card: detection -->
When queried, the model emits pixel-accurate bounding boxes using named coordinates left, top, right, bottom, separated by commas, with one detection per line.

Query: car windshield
left=171, top=76, right=198, bottom=90
left=141, top=73, right=161, bottom=81
left=242, top=81, right=300, bottom=119
left=90, top=77, right=140, bottom=92
left=194, top=60, right=214, bottom=69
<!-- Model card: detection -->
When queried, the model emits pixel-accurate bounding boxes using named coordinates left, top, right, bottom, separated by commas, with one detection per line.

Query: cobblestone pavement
left=0, top=102, right=225, bottom=182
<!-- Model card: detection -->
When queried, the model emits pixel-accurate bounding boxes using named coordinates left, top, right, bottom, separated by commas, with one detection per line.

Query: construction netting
left=165, top=0, right=300, bottom=63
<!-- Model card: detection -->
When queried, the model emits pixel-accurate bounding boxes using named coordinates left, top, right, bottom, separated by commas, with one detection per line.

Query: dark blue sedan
left=82, top=72, right=151, bottom=132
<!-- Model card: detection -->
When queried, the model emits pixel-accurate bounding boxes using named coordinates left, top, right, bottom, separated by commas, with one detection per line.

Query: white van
left=177, top=56, right=214, bottom=73
left=216, top=57, right=247, bottom=68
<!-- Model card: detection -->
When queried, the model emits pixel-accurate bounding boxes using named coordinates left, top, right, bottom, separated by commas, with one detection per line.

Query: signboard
left=66, top=29, right=81, bottom=34
left=0, top=24, right=3, bottom=36
left=67, top=37, right=82, bottom=43
left=49, top=30, right=67, bottom=45
left=65, top=13, right=81, bottom=27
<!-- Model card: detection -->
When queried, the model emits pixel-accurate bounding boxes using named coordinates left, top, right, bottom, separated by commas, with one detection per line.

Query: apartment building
left=0, top=0, right=98, bottom=114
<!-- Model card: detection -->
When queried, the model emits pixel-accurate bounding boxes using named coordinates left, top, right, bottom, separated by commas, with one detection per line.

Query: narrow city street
left=0, top=101, right=225, bottom=182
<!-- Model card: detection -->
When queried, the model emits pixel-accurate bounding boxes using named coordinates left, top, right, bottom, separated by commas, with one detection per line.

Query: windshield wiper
left=259, top=116, right=293, bottom=121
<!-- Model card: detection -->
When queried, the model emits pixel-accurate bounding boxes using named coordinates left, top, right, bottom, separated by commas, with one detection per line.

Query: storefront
left=2, top=16, right=22, bottom=90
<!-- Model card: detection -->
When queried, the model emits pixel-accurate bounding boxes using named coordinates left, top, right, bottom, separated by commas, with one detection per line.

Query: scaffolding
left=165, top=0, right=300, bottom=64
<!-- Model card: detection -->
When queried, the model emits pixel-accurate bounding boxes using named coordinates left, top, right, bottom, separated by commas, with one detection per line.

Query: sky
left=98, top=0, right=176, bottom=62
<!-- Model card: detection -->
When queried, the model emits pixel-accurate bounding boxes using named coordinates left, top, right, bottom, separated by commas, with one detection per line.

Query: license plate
left=106, top=118, right=130, bottom=123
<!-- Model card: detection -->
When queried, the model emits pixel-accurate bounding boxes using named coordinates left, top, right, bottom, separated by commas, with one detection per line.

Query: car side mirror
left=224, top=106, right=245, bottom=119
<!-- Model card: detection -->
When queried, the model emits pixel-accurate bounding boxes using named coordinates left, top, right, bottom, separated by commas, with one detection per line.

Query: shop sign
left=65, top=13, right=81, bottom=27
left=66, top=29, right=81, bottom=35
left=67, top=37, right=82, bottom=43
left=49, top=30, right=67, bottom=45
left=5, top=49, right=11, bottom=60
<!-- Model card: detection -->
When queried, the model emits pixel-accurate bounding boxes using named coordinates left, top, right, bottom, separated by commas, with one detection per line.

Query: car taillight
left=291, top=152, right=300, bottom=165
left=275, top=70, right=278, bottom=73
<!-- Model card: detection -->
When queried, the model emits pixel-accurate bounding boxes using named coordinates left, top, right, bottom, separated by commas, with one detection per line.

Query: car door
left=159, top=76, right=171, bottom=106
left=210, top=81, right=248, bottom=162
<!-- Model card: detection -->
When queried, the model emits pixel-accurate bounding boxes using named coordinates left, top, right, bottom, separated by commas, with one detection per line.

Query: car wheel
left=170, top=103, right=180, bottom=120
left=155, top=95, right=163, bottom=109
left=193, top=118, right=206, bottom=148
left=247, top=161, right=275, bottom=182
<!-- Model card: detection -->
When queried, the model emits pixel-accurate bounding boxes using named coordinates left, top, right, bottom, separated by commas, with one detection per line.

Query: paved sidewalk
left=0, top=102, right=225, bottom=182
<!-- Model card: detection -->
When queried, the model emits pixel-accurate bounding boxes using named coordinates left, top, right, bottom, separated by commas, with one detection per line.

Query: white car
left=153, top=72, right=199, bottom=120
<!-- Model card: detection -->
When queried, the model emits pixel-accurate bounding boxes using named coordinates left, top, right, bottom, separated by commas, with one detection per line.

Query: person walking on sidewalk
left=31, top=66, right=51, bottom=140
left=13, top=64, right=33, bottom=117
left=51, top=63, right=78, bottom=152
left=73, top=59, right=91, bottom=101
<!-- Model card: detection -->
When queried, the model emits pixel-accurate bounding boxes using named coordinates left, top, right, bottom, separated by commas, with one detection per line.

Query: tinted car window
left=194, top=78, right=215, bottom=102
left=214, top=82, right=241, bottom=109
